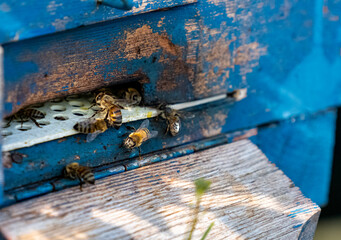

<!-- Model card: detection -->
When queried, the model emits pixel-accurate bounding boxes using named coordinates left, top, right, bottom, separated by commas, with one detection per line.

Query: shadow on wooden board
left=321, top=109, right=341, bottom=217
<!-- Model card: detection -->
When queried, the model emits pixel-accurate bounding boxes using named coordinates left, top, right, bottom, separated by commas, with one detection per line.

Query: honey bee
left=64, top=162, right=95, bottom=191
left=73, top=118, right=108, bottom=142
left=93, top=91, right=123, bottom=129
left=159, top=105, right=181, bottom=136
left=6, top=108, right=45, bottom=128
left=116, top=88, right=142, bottom=107
left=123, top=119, right=158, bottom=156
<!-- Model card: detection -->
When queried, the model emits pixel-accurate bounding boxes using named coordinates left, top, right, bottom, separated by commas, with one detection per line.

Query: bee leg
left=125, top=125, right=136, bottom=131
left=30, top=117, right=42, bottom=128
left=20, top=116, right=24, bottom=128
left=90, top=108, right=102, bottom=118
left=87, top=103, right=95, bottom=110
left=120, top=132, right=130, bottom=138
left=164, top=123, right=170, bottom=136
left=5, top=116, right=14, bottom=127
left=138, top=147, right=142, bottom=161
left=78, top=177, right=84, bottom=191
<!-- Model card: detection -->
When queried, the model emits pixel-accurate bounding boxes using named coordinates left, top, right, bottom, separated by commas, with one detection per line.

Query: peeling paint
left=200, top=111, right=227, bottom=137
left=157, top=17, right=165, bottom=27
left=0, top=3, right=11, bottom=12
left=123, top=25, right=181, bottom=61
left=51, top=16, right=72, bottom=31
left=234, top=42, right=267, bottom=75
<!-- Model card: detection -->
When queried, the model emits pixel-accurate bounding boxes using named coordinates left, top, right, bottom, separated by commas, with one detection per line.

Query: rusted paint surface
left=232, top=128, right=258, bottom=142
left=233, top=42, right=267, bottom=75
left=200, top=111, right=228, bottom=137
left=123, top=25, right=181, bottom=60
left=3, top=0, right=321, bottom=118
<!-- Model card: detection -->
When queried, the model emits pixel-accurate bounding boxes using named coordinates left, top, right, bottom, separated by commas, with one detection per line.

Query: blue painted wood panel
left=3, top=0, right=341, bottom=122
left=0, top=0, right=196, bottom=44
left=3, top=99, right=234, bottom=191
left=3, top=4, right=201, bottom=116
left=250, top=110, right=336, bottom=206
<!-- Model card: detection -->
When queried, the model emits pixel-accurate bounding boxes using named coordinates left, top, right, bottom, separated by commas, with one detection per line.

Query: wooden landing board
left=0, top=140, right=320, bottom=240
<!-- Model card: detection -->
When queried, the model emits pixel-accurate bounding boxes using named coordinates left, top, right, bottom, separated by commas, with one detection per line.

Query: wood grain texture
left=0, top=140, right=320, bottom=240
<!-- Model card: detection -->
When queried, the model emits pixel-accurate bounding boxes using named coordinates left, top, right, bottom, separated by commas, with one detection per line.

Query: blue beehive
left=0, top=0, right=339, bottom=211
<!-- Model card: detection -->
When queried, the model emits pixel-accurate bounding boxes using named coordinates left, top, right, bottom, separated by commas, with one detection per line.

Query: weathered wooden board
left=0, top=0, right=197, bottom=44
left=0, top=140, right=320, bottom=240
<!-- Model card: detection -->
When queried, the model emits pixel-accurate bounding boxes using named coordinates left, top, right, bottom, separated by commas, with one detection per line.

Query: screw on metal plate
left=97, top=0, right=134, bottom=10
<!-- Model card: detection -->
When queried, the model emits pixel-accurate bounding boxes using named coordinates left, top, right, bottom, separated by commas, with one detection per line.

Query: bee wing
left=112, top=99, right=131, bottom=109
left=148, top=130, right=158, bottom=139
left=138, top=119, right=150, bottom=130
left=86, top=130, right=102, bottom=143
left=178, top=110, right=195, bottom=119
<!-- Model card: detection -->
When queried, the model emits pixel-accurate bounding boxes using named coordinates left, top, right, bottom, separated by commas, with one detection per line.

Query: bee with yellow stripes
left=64, top=162, right=95, bottom=191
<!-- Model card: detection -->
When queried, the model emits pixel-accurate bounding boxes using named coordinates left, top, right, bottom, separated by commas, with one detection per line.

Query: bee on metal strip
left=6, top=108, right=45, bottom=128
left=73, top=118, right=108, bottom=142
left=64, top=162, right=95, bottom=191
left=158, top=104, right=183, bottom=136
left=115, top=88, right=142, bottom=107
left=92, top=91, right=123, bottom=129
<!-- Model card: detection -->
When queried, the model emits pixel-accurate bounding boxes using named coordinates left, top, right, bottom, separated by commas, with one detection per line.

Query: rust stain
left=195, top=30, right=235, bottom=97
left=200, top=111, right=228, bottom=137
left=323, top=6, right=329, bottom=14
left=157, top=17, right=165, bottom=28
left=5, top=38, right=127, bottom=115
left=232, top=128, right=258, bottom=142
left=123, top=25, right=180, bottom=61
left=156, top=58, right=189, bottom=92
left=122, top=24, right=191, bottom=94
left=57, top=138, right=67, bottom=143
left=233, top=42, right=267, bottom=76
left=158, top=35, right=181, bottom=56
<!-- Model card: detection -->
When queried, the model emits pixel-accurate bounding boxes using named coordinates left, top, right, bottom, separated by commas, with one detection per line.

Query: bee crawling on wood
left=6, top=108, right=45, bottom=128
left=64, top=162, right=95, bottom=191
left=158, top=104, right=184, bottom=136
left=2, top=151, right=27, bottom=168
left=73, top=118, right=108, bottom=142
left=123, top=119, right=158, bottom=157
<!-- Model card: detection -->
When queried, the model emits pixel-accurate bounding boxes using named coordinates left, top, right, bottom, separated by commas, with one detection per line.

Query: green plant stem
left=186, top=196, right=201, bottom=240
left=200, top=222, right=214, bottom=240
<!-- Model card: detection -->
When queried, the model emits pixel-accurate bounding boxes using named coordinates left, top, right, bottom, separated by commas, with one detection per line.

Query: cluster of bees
left=3, top=88, right=245, bottom=192
left=66, top=88, right=182, bottom=190
left=3, top=87, right=182, bottom=191
left=64, top=88, right=181, bottom=190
